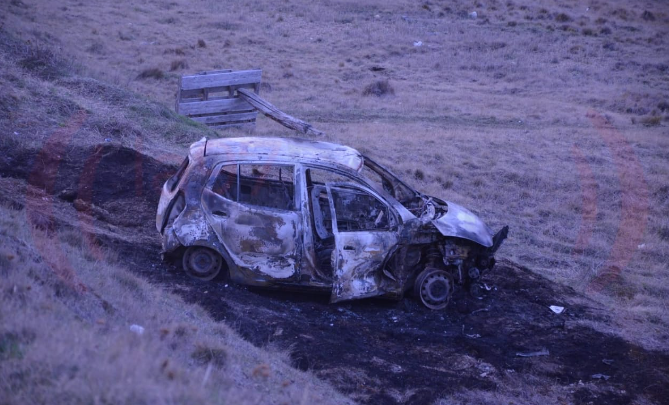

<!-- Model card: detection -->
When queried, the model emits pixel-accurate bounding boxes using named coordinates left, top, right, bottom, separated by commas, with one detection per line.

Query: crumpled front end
left=427, top=200, right=508, bottom=297
left=431, top=201, right=495, bottom=248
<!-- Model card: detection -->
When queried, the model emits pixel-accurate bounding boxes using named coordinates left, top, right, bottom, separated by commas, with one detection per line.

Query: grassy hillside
left=0, top=30, right=353, bottom=405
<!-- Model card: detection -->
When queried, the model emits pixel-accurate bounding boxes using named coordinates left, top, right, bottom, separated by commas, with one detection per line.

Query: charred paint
left=156, top=137, right=507, bottom=308
left=432, top=201, right=494, bottom=247
left=331, top=231, right=399, bottom=303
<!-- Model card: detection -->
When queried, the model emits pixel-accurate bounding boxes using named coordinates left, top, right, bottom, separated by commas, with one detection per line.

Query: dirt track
left=2, top=143, right=668, bottom=405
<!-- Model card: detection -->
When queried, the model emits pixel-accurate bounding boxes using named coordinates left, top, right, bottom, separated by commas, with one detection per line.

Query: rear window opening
left=211, top=163, right=296, bottom=211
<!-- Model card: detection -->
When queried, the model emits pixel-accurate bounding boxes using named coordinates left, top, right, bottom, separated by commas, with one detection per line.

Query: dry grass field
left=1, top=0, right=669, bottom=403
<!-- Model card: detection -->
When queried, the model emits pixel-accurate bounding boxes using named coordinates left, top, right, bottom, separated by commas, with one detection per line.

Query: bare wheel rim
left=417, top=268, right=452, bottom=310
left=182, top=246, right=222, bottom=281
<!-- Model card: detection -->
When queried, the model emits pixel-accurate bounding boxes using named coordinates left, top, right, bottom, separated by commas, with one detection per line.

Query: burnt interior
left=305, top=168, right=398, bottom=280
left=212, top=163, right=295, bottom=211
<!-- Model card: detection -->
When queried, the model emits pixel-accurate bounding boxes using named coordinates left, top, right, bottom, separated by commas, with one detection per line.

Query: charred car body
left=156, top=137, right=508, bottom=309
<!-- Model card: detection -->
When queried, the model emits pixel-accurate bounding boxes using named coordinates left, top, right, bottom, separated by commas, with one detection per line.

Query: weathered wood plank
left=180, top=69, right=262, bottom=91
left=189, top=111, right=258, bottom=125
left=181, top=84, right=258, bottom=101
left=209, top=122, right=256, bottom=130
left=237, top=88, right=324, bottom=136
left=177, top=98, right=254, bottom=115
left=196, top=69, right=233, bottom=75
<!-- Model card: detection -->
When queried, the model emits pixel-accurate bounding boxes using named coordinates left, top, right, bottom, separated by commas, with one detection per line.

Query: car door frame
left=201, top=160, right=303, bottom=283
left=325, top=181, right=400, bottom=303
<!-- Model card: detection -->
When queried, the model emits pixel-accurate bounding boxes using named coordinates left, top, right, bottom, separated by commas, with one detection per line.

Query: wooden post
left=237, top=88, right=324, bottom=136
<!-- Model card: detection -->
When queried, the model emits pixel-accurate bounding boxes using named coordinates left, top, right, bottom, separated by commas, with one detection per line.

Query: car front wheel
left=182, top=246, right=223, bottom=281
left=414, top=267, right=453, bottom=310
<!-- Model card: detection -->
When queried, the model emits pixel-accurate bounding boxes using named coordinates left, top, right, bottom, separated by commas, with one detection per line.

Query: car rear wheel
left=414, top=267, right=453, bottom=310
left=182, top=246, right=223, bottom=281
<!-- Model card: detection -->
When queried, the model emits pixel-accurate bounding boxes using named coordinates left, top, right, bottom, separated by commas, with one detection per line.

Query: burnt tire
left=182, top=246, right=223, bottom=281
left=414, top=268, right=453, bottom=310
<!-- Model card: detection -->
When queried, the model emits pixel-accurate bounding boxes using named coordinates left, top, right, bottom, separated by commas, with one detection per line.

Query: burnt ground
left=2, top=143, right=669, bottom=405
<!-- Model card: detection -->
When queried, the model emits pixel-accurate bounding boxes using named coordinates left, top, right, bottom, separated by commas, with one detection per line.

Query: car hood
left=431, top=200, right=494, bottom=247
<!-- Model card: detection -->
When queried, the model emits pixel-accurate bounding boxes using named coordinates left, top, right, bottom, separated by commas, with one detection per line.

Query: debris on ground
left=129, top=324, right=145, bottom=335
left=550, top=305, right=565, bottom=314
left=516, top=348, right=550, bottom=357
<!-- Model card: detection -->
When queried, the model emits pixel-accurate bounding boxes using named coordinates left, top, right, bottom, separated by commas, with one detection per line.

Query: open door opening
left=326, top=183, right=399, bottom=303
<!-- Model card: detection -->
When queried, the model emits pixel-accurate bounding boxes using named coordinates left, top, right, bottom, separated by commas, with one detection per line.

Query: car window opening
left=213, top=163, right=296, bottom=211
left=331, top=187, right=391, bottom=232
left=361, top=157, right=425, bottom=214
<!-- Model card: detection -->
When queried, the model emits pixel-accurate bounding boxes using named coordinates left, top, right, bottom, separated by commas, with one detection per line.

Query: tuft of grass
left=209, top=21, right=238, bottom=31
left=612, top=8, right=630, bottom=21
left=555, top=13, right=571, bottom=22
left=639, top=115, right=662, bottom=127
left=85, top=40, right=104, bottom=54
left=362, top=80, right=395, bottom=97
left=169, top=59, right=188, bottom=71
left=0, top=331, right=34, bottom=360
left=118, top=31, right=134, bottom=41
left=191, top=344, right=228, bottom=367
left=641, top=11, right=656, bottom=21
left=160, top=16, right=178, bottom=24
left=136, top=68, right=165, bottom=80
left=657, top=225, right=669, bottom=241
left=163, top=48, right=187, bottom=57
left=16, top=46, right=72, bottom=80
left=582, top=28, right=595, bottom=36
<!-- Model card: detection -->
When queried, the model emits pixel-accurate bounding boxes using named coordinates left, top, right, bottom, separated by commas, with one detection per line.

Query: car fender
left=431, top=201, right=494, bottom=247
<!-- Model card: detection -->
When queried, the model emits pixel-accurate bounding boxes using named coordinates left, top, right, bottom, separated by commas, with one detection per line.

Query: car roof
left=190, top=137, right=364, bottom=172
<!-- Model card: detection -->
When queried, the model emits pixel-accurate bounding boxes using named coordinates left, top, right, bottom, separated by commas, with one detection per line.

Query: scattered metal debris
left=550, top=305, right=565, bottom=314
left=516, top=348, right=550, bottom=357
left=156, top=137, right=508, bottom=309
left=591, top=373, right=611, bottom=380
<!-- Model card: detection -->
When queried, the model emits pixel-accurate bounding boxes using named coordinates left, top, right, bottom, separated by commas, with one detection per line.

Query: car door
left=326, top=182, right=399, bottom=302
left=201, top=163, right=301, bottom=280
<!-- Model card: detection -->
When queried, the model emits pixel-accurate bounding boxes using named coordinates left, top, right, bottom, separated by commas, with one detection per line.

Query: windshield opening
left=361, top=156, right=426, bottom=214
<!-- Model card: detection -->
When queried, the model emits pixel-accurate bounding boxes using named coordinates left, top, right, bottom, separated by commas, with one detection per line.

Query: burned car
left=156, top=137, right=508, bottom=309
